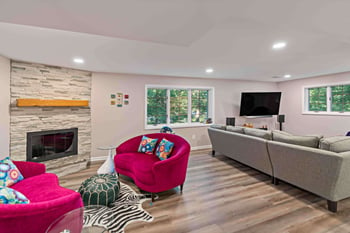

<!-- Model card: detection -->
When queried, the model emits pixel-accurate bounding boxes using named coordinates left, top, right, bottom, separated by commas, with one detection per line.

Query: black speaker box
left=226, top=117, right=235, bottom=126
left=277, top=115, right=285, bottom=123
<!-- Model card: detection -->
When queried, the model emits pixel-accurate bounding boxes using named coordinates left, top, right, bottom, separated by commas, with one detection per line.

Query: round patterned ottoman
left=78, top=174, right=120, bottom=206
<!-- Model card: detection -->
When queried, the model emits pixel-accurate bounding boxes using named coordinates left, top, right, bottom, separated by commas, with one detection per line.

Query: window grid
left=308, top=87, right=327, bottom=111
left=331, top=85, right=350, bottom=112
left=305, top=84, right=350, bottom=114
left=146, top=86, right=213, bottom=127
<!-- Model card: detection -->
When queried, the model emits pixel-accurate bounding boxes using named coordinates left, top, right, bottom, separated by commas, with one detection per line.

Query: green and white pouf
left=78, top=174, right=120, bottom=206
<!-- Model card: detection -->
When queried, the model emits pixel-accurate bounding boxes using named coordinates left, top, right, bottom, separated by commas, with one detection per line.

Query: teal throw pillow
left=0, top=187, right=30, bottom=204
left=155, top=138, right=174, bottom=160
left=138, top=136, right=158, bottom=155
left=0, top=157, right=24, bottom=187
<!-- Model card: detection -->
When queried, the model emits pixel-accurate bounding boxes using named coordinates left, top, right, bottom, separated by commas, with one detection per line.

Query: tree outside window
left=146, top=86, right=213, bottom=128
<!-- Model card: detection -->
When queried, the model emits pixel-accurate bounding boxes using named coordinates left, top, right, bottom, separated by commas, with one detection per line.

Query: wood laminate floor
left=60, top=150, right=350, bottom=233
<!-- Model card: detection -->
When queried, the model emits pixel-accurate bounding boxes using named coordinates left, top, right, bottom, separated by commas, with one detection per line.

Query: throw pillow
left=226, top=126, right=244, bottom=134
left=243, top=128, right=272, bottom=140
left=320, top=136, right=350, bottom=153
left=210, top=124, right=227, bottom=130
left=0, top=187, right=30, bottom=204
left=138, top=136, right=158, bottom=155
left=272, top=130, right=322, bottom=148
left=0, top=157, right=24, bottom=187
left=155, top=138, right=174, bottom=160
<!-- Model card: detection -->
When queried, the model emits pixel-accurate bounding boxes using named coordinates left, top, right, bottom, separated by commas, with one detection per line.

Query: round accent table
left=45, top=206, right=108, bottom=233
left=78, top=174, right=120, bottom=206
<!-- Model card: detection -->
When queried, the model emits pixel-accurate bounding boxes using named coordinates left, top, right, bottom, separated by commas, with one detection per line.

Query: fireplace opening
left=27, top=128, right=78, bottom=162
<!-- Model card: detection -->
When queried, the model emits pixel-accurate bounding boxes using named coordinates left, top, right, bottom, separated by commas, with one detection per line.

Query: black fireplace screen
left=27, top=128, right=78, bottom=162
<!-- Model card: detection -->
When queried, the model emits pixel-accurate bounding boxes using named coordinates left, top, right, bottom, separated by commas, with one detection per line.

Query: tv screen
left=239, top=92, right=281, bottom=117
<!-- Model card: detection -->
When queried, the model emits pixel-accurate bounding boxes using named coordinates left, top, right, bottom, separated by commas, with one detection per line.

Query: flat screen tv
left=239, top=92, right=281, bottom=117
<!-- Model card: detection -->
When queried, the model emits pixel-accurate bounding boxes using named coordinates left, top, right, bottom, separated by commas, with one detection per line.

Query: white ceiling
left=1, top=0, right=350, bottom=82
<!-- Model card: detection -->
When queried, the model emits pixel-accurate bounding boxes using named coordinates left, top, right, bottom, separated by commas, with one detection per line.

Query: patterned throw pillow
left=0, top=187, right=30, bottom=204
left=138, top=136, right=158, bottom=155
left=155, top=138, right=174, bottom=160
left=0, top=157, right=24, bottom=187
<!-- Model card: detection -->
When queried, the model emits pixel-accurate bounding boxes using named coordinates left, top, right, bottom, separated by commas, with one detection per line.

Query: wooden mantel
left=16, top=99, right=89, bottom=107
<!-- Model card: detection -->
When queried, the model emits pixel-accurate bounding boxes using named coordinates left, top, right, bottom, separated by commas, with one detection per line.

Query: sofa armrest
left=13, top=161, right=46, bottom=178
left=333, top=151, right=350, bottom=201
left=152, top=147, right=190, bottom=188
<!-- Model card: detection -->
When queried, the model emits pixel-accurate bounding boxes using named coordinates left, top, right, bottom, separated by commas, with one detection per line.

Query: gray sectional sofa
left=208, top=125, right=350, bottom=212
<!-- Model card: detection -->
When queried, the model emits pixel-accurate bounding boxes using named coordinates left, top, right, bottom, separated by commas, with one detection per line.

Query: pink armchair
left=0, top=161, right=83, bottom=233
left=114, top=133, right=190, bottom=201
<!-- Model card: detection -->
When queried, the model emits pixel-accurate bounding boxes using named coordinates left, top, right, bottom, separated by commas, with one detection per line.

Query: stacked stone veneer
left=10, top=61, right=91, bottom=176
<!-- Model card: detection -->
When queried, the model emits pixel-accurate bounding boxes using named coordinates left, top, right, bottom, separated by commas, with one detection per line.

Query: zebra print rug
left=83, top=182, right=154, bottom=233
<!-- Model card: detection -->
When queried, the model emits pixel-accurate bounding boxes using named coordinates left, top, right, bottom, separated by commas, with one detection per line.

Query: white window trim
left=145, top=85, right=215, bottom=129
left=302, top=81, right=350, bottom=116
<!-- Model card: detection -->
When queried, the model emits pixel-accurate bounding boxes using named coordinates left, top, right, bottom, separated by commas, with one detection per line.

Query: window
left=304, top=83, right=350, bottom=114
left=308, top=87, right=327, bottom=111
left=145, top=85, right=214, bottom=128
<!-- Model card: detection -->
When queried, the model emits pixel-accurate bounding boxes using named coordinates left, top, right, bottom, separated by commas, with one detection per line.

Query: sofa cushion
left=272, top=130, right=321, bottom=148
left=210, top=124, right=226, bottom=130
left=11, top=173, right=75, bottom=202
left=0, top=157, right=24, bottom=187
left=0, top=187, right=29, bottom=204
left=114, top=152, right=159, bottom=185
left=138, top=136, right=158, bottom=155
left=320, top=136, right=350, bottom=153
left=243, top=128, right=272, bottom=140
left=155, top=138, right=174, bottom=160
left=226, top=126, right=244, bottom=134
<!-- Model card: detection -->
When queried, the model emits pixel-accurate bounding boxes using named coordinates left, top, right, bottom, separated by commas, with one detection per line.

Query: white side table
left=97, top=146, right=117, bottom=174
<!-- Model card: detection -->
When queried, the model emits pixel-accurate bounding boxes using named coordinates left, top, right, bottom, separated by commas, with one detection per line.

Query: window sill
left=145, top=123, right=213, bottom=130
left=302, top=111, right=350, bottom=116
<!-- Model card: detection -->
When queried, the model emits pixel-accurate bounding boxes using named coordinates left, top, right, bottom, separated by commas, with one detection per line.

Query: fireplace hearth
left=27, top=128, right=78, bottom=162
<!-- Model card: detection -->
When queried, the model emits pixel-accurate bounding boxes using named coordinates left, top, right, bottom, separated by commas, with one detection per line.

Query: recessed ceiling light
left=206, top=68, right=214, bottom=73
left=272, top=42, right=287, bottom=50
left=73, top=58, right=84, bottom=64
left=284, top=74, right=291, bottom=78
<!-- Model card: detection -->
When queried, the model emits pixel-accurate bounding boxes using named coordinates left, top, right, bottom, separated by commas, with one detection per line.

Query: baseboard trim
left=191, top=145, right=212, bottom=151
left=90, top=145, right=212, bottom=161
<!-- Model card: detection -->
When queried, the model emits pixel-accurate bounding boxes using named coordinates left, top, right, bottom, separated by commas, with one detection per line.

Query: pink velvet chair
left=0, top=161, right=83, bottom=233
left=114, top=133, right=190, bottom=201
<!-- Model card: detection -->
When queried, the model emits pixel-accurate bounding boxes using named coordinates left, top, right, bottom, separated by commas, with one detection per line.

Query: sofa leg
left=327, top=200, right=338, bottom=213
left=180, top=184, right=184, bottom=193
left=273, top=177, right=280, bottom=185
left=212, top=150, right=215, bottom=157
left=151, top=193, right=155, bottom=202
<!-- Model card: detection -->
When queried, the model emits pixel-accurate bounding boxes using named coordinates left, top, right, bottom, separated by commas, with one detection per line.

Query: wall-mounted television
left=239, top=92, right=281, bottom=117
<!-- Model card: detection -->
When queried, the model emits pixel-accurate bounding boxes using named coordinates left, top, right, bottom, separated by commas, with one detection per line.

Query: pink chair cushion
left=116, top=152, right=160, bottom=185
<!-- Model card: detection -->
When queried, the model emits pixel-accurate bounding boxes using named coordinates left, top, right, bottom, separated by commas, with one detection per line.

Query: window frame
left=302, top=81, right=350, bottom=116
left=145, top=85, right=215, bottom=129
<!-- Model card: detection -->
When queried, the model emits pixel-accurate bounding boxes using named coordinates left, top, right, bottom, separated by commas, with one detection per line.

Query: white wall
left=91, top=72, right=278, bottom=159
left=0, top=56, right=10, bottom=158
left=278, top=72, right=350, bottom=136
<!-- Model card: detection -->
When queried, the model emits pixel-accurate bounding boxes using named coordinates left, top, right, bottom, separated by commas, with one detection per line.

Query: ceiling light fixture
left=272, top=42, right=287, bottom=50
left=206, top=68, right=214, bottom=73
left=73, top=58, right=84, bottom=64
left=284, top=74, right=291, bottom=78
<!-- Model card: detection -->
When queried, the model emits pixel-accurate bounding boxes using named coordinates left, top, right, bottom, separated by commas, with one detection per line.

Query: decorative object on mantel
left=16, top=99, right=89, bottom=107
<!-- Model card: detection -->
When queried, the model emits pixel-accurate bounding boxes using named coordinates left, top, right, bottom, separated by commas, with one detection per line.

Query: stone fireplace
left=10, top=61, right=91, bottom=176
